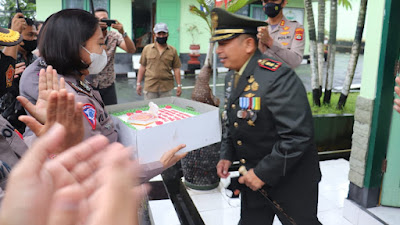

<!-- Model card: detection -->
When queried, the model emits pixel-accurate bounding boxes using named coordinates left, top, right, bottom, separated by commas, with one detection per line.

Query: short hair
left=239, top=34, right=258, bottom=45
left=34, top=20, right=44, bottom=27
left=95, top=8, right=109, bottom=14
left=38, top=9, right=99, bottom=76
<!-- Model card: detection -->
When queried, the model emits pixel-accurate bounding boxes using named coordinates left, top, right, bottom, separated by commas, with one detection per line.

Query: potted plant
left=186, top=24, right=202, bottom=73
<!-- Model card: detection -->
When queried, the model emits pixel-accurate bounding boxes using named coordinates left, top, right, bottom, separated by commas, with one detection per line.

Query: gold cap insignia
left=211, top=12, right=218, bottom=30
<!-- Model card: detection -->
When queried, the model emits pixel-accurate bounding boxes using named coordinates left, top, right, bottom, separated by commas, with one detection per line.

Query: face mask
left=156, top=36, right=168, bottom=45
left=21, top=39, right=37, bottom=52
left=263, top=1, right=283, bottom=18
left=82, top=46, right=108, bottom=74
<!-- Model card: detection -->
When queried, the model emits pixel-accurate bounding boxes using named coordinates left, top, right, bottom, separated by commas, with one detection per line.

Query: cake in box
left=114, top=102, right=200, bottom=130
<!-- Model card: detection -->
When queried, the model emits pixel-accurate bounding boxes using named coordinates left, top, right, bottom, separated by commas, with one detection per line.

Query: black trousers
left=239, top=180, right=321, bottom=225
left=95, top=83, right=118, bottom=106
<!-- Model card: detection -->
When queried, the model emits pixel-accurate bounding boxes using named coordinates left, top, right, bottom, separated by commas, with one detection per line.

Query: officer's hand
left=111, top=20, right=124, bottom=35
left=238, top=169, right=265, bottom=191
left=394, top=77, right=400, bottom=113
left=217, top=159, right=232, bottom=178
left=257, top=27, right=273, bottom=48
left=176, top=86, right=182, bottom=97
left=14, top=62, right=26, bottom=78
left=159, top=144, right=187, bottom=169
left=19, top=89, right=84, bottom=154
left=18, top=66, right=65, bottom=124
left=11, top=13, right=26, bottom=33
left=136, top=84, right=142, bottom=96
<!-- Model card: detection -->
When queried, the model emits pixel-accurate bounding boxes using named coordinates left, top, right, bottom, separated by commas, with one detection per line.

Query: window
left=63, top=0, right=109, bottom=12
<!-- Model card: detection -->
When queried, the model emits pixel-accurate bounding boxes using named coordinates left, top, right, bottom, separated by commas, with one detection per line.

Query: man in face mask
left=16, top=18, right=38, bottom=68
left=136, top=23, right=182, bottom=100
left=257, top=0, right=305, bottom=68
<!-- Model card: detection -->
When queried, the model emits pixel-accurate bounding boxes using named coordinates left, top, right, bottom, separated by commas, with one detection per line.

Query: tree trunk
left=337, top=0, right=368, bottom=109
left=323, top=0, right=337, bottom=104
left=317, top=0, right=325, bottom=97
left=304, top=0, right=320, bottom=106
left=191, top=42, right=220, bottom=107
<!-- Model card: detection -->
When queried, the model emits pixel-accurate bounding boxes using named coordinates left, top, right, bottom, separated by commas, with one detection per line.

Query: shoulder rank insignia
left=66, top=81, right=92, bottom=97
left=258, top=59, right=282, bottom=71
left=83, top=103, right=97, bottom=130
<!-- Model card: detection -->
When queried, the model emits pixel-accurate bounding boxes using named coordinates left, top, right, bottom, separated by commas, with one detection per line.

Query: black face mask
left=21, top=39, right=37, bottom=53
left=263, top=1, right=283, bottom=18
left=156, top=36, right=168, bottom=45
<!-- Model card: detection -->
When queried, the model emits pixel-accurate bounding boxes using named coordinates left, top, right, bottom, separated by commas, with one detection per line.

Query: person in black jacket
left=213, top=8, right=321, bottom=225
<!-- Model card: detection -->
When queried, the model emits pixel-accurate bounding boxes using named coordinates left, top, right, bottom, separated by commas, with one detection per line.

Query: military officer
left=213, top=8, right=321, bottom=225
left=257, top=0, right=305, bottom=68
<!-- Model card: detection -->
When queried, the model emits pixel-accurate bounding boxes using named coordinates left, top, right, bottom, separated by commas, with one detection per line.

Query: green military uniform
left=212, top=8, right=321, bottom=225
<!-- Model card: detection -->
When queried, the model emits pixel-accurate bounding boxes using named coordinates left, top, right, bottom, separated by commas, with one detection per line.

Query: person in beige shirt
left=257, top=0, right=305, bottom=68
left=136, top=23, right=182, bottom=100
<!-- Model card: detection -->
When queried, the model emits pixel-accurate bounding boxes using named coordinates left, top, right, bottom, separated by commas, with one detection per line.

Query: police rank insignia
left=258, top=59, right=282, bottom=71
left=83, top=103, right=97, bottom=130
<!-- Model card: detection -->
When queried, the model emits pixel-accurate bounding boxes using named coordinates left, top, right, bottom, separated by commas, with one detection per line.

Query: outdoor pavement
left=148, top=159, right=400, bottom=225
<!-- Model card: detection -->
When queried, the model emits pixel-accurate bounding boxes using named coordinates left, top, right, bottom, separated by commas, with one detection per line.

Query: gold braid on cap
left=0, top=29, right=20, bottom=43
left=210, top=33, right=236, bottom=42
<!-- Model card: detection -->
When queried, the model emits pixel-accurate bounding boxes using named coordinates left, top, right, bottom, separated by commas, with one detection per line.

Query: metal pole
left=213, top=43, right=217, bottom=95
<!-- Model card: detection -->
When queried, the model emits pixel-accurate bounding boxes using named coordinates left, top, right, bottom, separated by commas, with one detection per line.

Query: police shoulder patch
left=83, top=103, right=97, bottom=130
left=258, top=58, right=282, bottom=71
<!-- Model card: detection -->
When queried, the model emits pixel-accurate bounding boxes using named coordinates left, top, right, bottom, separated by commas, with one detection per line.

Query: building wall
left=348, top=0, right=385, bottom=188
left=110, top=0, right=132, bottom=53
left=179, top=0, right=213, bottom=55
left=36, top=0, right=61, bottom=20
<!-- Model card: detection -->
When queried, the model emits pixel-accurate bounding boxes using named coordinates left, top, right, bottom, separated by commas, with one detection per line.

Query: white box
left=106, top=97, right=222, bottom=164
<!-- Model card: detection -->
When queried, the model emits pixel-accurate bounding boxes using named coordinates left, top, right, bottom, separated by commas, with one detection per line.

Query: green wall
left=36, top=0, right=61, bottom=20
left=180, top=0, right=212, bottom=54
left=110, top=0, right=132, bottom=53
left=359, top=0, right=385, bottom=99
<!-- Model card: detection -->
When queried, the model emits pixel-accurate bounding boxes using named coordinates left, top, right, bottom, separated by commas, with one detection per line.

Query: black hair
left=240, top=34, right=258, bottom=45
left=38, top=9, right=99, bottom=76
left=94, top=8, right=109, bottom=14
left=34, top=20, right=44, bottom=28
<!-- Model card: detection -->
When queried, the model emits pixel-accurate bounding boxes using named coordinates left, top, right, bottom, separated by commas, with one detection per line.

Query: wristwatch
left=122, top=32, right=128, bottom=38
left=136, top=82, right=141, bottom=86
left=177, top=84, right=182, bottom=87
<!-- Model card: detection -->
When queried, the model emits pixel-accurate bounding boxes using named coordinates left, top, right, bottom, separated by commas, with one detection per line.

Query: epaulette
left=258, top=58, right=282, bottom=71
left=66, top=80, right=92, bottom=97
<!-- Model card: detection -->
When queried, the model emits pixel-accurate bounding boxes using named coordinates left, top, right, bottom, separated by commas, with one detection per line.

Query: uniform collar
left=270, top=15, right=289, bottom=33
left=151, top=43, right=170, bottom=50
left=230, top=50, right=262, bottom=101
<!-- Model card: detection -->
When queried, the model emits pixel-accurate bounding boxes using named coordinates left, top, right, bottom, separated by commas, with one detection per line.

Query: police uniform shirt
left=0, top=115, right=28, bottom=189
left=263, top=16, right=305, bottom=68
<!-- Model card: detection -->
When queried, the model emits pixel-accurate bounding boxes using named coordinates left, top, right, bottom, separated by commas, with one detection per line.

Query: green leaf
left=338, top=0, right=352, bottom=10
left=226, top=0, right=259, bottom=13
left=189, top=5, right=212, bottom=33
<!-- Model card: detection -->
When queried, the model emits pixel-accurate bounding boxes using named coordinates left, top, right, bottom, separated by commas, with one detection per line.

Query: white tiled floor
left=149, top=159, right=400, bottom=224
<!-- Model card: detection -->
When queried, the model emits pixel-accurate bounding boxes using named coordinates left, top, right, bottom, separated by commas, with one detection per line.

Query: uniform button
left=240, top=159, right=246, bottom=164
left=237, top=140, right=242, bottom=146
left=231, top=104, right=236, bottom=109
left=224, top=104, right=227, bottom=109
left=234, top=122, right=239, bottom=128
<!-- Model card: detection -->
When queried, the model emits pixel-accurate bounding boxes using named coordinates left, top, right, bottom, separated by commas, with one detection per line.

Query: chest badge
left=244, top=85, right=251, bottom=92
left=258, top=58, right=282, bottom=71
left=83, top=103, right=97, bottom=130
left=283, top=26, right=290, bottom=31
left=248, top=75, right=255, bottom=83
left=251, top=81, right=259, bottom=91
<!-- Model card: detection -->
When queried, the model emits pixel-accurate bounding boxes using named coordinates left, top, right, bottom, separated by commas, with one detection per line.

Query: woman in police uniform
left=20, top=9, right=186, bottom=180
